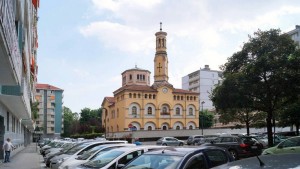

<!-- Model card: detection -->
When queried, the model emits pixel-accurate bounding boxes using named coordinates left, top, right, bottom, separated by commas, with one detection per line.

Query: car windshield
left=83, top=150, right=124, bottom=168
left=123, top=154, right=182, bottom=169
left=78, top=146, right=116, bottom=160
left=65, top=142, right=92, bottom=155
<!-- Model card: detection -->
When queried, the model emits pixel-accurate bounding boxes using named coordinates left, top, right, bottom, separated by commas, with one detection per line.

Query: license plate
left=251, top=146, right=257, bottom=149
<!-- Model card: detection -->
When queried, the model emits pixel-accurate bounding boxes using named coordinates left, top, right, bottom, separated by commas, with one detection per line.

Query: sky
left=37, top=0, right=300, bottom=113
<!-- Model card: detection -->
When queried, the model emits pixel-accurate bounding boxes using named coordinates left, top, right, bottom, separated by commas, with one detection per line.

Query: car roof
left=144, top=146, right=227, bottom=156
left=213, top=153, right=300, bottom=169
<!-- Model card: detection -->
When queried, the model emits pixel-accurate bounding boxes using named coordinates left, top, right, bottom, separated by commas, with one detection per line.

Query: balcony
left=0, top=1, right=34, bottom=130
left=160, top=112, right=171, bottom=118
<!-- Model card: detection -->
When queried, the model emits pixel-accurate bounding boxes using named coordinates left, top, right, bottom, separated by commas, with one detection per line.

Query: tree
left=31, top=101, right=39, bottom=120
left=62, top=106, right=77, bottom=137
left=214, top=29, right=300, bottom=147
left=199, top=110, right=214, bottom=128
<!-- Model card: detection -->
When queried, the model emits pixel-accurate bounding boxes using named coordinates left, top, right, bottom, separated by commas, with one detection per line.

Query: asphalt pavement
left=0, top=143, right=45, bottom=169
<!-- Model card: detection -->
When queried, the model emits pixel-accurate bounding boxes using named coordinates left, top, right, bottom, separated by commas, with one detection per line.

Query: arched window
left=147, top=107, right=152, bottom=115
left=129, top=93, right=132, bottom=98
left=130, top=74, right=132, bottom=80
left=176, top=126, right=180, bottom=130
left=149, top=94, right=152, bottom=99
left=162, top=126, right=167, bottom=130
left=176, top=107, right=180, bottom=115
left=181, top=96, right=183, bottom=100
left=148, top=126, right=152, bottom=131
left=189, top=125, right=193, bottom=129
left=153, top=94, right=156, bottom=99
left=138, top=93, right=141, bottom=98
left=143, top=75, right=145, bottom=80
left=137, top=74, right=139, bottom=80
left=132, top=106, right=137, bottom=115
left=194, top=96, right=196, bottom=100
left=173, top=95, right=176, bottom=100
left=133, top=93, right=136, bottom=98
left=190, top=96, right=193, bottom=100
left=163, top=107, right=167, bottom=113
left=145, top=94, right=148, bottom=99
left=187, top=96, right=189, bottom=100
left=177, top=96, right=180, bottom=100
left=189, top=108, right=193, bottom=115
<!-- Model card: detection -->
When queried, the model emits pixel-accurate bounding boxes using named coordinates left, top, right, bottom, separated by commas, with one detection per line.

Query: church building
left=101, top=24, right=199, bottom=135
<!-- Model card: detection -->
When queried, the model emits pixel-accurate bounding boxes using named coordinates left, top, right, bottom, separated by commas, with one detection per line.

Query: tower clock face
left=162, top=88, right=168, bottom=93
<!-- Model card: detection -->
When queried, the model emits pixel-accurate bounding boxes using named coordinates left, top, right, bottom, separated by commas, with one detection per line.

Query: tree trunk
left=296, top=123, right=299, bottom=136
left=267, top=112, right=274, bottom=147
left=246, top=121, right=250, bottom=136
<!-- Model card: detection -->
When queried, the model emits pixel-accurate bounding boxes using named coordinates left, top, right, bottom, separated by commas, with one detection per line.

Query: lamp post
left=102, top=108, right=107, bottom=138
left=201, top=101, right=205, bottom=135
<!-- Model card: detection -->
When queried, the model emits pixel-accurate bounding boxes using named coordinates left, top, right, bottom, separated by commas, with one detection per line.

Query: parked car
left=122, top=146, right=234, bottom=169
left=50, top=140, right=128, bottom=169
left=156, top=137, right=184, bottom=146
left=44, top=142, right=77, bottom=164
left=75, top=146, right=165, bottom=169
left=212, top=153, right=300, bottom=169
left=200, top=135, right=263, bottom=160
left=187, top=135, right=204, bottom=145
left=260, top=134, right=286, bottom=147
left=262, top=136, right=300, bottom=155
left=58, top=144, right=136, bottom=169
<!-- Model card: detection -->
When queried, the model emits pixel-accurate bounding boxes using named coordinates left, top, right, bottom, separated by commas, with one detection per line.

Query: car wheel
left=162, top=143, right=167, bottom=146
left=179, top=143, right=184, bottom=146
left=229, top=150, right=238, bottom=160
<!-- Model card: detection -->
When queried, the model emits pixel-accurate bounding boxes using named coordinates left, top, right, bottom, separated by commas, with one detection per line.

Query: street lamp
left=201, top=101, right=205, bottom=135
left=102, top=108, right=107, bottom=138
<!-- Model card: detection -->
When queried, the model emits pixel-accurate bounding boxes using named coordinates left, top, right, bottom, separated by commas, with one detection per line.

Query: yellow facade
left=102, top=24, right=199, bottom=134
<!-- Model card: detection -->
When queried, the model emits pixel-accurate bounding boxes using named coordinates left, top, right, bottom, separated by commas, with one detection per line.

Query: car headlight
left=57, top=157, right=68, bottom=164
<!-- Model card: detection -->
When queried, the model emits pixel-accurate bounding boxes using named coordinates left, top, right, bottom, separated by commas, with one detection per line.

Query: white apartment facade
left=286, top=25, right=300, bottom=46
left=182, top=65, right=222, bottom=111
left=0, top=0, right=39, bottom=159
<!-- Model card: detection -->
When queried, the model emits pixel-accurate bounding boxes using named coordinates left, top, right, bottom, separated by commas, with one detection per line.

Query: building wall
left=54, top=90, right=63, bottom=134
left=104, top=88, right=199, bottom=135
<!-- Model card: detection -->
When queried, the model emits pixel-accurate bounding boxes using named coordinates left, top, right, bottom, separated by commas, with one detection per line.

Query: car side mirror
left=117, top=164, right=125, bottom=169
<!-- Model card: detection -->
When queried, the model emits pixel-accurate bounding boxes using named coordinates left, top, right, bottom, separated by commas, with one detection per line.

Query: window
left=6, top=112, right=9, bottom=131
left=147, top=107, right=152, bottom=115
left=185, top=154, right=205, bottom=169
left=162, top=126, right=167, bottom=130
left=189, top=125, right=193, bottom=129
left=205, top=150, right=228, bottom=167
left=132, top=106, right=137, bottom=115
left=163, top=107, right=167, bottom=113
left=176, top=126, right=180, bottom=130
left=129, top=93, right=132, bottom=98
left=145, top=94, right=148, bottom=99
left=176, top=107, right=180, bottom=115
left=148, top=126, right=152, bottom=130
left=181, top=96, right=183, bottom=100
left=130, top=74, right=132, bottom=80
left=137, top=74, right=139, bottom=79
left=189, top=108, right=193, bottom=115
left=133, top=93, right=136, bottom=98
left=177, top=96, right=180, bottom=100
left=174, top=96, right=176, bottom=100
left=149, top=94, right=152, bottom=99
left=153, top=94, right=156, bottom=99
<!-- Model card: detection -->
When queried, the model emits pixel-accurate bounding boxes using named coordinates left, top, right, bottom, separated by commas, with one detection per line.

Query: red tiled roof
left=114, top=85, right=157, bottom=94
left=36, top=83, right=63, bottom=91
left=101, top=97, right=115, bottom=107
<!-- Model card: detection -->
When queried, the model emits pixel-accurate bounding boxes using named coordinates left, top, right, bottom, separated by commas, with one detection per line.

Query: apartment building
left=286, top=25, right=300, bottom=46
left=35, top=84, right=64, bottom=139
left=0, top=0, right=39, bottom=159
left=182, top=65, right=222, bottom=111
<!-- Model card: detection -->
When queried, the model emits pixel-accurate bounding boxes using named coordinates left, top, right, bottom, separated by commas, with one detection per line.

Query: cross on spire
left=157, top=63, right=162, bottom=72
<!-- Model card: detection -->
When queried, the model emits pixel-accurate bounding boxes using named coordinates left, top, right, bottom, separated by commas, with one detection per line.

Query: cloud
left=80, top=21, right=153, bottom=53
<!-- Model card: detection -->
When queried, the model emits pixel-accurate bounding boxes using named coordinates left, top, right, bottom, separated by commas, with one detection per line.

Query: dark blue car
left=121, top=146, right=234, bottom=169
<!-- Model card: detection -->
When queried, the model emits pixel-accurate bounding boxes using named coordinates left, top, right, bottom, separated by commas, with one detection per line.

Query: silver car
left=156, top=137, right=184, bottom=146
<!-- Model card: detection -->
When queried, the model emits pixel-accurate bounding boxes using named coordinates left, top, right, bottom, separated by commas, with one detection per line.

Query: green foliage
left=199, top=110, right=214, bottom=128
left=211, top=28, right=300, bottom=146
left=31, top=101, right=39, bottom=119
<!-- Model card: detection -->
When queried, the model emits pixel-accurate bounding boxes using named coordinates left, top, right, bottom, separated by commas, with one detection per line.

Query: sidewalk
left=0, top=143, right=44, bottom=169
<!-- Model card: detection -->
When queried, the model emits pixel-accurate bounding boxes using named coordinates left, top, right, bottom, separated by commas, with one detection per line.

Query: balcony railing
left=160, top=112, right=170, bottom=115
left=0, top=1, right=22, bottom=83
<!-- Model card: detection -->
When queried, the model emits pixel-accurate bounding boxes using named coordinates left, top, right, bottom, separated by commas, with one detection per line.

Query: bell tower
left=154, top=22, right=169, bottom=83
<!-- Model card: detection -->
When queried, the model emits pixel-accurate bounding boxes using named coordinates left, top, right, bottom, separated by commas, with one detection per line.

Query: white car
left=58, top=144, right=136, bottom=169
left=50, top=140, right=128, bottom=169
left=75, top=146, right=166, bottom=169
